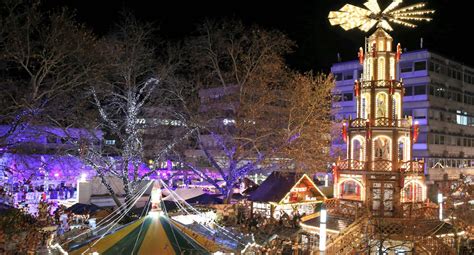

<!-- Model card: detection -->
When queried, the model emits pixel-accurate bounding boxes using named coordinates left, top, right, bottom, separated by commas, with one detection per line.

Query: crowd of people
left=233, top=209, right=305, bottom=237
left=0, top=200, right=51, bottom=254
left=0, top=186, right=97, bottom=254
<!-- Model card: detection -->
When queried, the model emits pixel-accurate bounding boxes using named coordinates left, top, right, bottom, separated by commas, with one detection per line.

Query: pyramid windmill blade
left=383, top=0, right=403, bottom=14
left=358, top=19, right=378, bottom=32
left=328, top=4, right=373, bottom=30
left=364, top=0, right=381, bottom=14
left=378, top=20, right=394, bottom=31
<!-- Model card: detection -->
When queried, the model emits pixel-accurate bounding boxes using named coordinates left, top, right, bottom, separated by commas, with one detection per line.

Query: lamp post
left=438, top=193, right=443, bottom=221
left=319, top=206, right=327, bottom=254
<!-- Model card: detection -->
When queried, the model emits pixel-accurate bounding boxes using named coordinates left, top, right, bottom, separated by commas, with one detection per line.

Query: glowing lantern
left=354, top=80, right=360, bottom=97
left=396, top=43, right=402, bottom=62
left=358, top=47, right=364, bottom=64
left=342, top=122, right=348, bottom=143
left=412, top=121, right=419, bottom=142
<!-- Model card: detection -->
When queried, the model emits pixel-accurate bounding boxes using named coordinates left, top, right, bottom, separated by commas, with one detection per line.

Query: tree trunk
left=110, top=193, right=123, bottom=209
left=223, top=188, right=233, bottom=204
left=378, top=240, right=384, bottom=255
left=97, top=174, right=123, bottom=208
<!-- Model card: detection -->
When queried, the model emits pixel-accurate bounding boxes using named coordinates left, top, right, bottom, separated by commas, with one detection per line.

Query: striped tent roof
left=69, top=212, right=228, bottom=255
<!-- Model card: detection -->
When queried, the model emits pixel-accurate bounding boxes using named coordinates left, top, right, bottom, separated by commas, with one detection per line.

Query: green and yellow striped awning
left=69, top=212, right=227, bottom=255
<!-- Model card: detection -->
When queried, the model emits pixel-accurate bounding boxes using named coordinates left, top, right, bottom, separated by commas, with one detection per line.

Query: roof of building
left=249, top=171, right=326, bottom=203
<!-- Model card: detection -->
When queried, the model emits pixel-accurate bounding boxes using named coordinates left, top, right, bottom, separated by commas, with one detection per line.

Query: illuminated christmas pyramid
left=298, top=2, right=458, bottom=254
left=330, top=0, right=433, bottom=217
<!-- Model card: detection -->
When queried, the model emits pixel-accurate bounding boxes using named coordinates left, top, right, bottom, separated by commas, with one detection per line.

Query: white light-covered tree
left=81, top=14, right=188, bottom=209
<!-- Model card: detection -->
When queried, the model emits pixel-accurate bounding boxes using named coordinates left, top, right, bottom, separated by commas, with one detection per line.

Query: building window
left=47, top=135, right=57, bottom=144
left=414, top=85, right=426, bottom=95
left=344, top=73, right=353, bottom=80
left=105, top=139, right=116, bottom=145
left=433, top=87, right=445, bottom=98
left=456, top=110, right=468, bottom=125
left=400, top=62, right=412, bottom=73
left=414, top=61, right=426, bottom=71
left=433, top=134, right=445, bottom=145
left=413, top=109, right=426, bottom=119
left=343, top=93, right=353, bottom=101
left=335, top=73, right=343, bottom=81
left=404, top=86, right=413, bottom=96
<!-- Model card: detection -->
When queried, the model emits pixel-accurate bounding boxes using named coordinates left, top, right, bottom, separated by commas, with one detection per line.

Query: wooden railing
left=401, top=202, right=438, bottom=220
left=415, top=235, right=456, bottom=255
left=335, top=159, right=424, bottom=173
left=325, top=216, right=368, bottom=254
left=325, top=198, right=366, bottom=219
left=348, top=117, right=411, bottom=129
left=325, top=216, right=456, bottom=255
left=399, top=160, right=425, bottom=174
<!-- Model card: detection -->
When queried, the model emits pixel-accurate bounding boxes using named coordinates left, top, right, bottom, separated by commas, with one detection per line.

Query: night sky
left=43, top=0, right=470, bottom=72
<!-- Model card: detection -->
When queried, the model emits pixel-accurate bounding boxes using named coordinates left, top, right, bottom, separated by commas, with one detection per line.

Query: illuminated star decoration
left=328, top=0, right=435, bottom=32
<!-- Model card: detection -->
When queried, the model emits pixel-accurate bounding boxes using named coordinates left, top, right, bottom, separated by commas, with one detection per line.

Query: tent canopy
left=162, top=187, right=205, bottom=201
left=69, top=212, right=228, bottom=255
left=65, top=203, right=100, bottom=215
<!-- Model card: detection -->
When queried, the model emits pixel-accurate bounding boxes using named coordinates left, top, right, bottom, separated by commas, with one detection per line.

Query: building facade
left=332, top=49, right=474, bottom=171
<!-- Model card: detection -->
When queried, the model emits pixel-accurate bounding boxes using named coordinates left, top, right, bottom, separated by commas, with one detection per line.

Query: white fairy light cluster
left=328, top=0, right=434, bottom=32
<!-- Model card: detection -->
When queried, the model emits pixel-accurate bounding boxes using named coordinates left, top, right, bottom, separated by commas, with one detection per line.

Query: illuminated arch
left=401, top=180, right=426, bottom=202
left=368, top=57, right=374, bottom=79
left=392, top=92, right=401, bottom=120
left=389, top=57, right=395, bottom=79
left=361, top=93, right=370, bottom=119
left=338, top=178, right=364, bottom=201
left=378, top=57, right=385, bottom=80
left=378, top=39, right=385, bottom=51
left=373, top=135, right=392, bottom=160
left=397, top=136, right=410, bottom=162
left=350, top=135, right=366, bottom=163
left=375, top=92, right=388, bottom=118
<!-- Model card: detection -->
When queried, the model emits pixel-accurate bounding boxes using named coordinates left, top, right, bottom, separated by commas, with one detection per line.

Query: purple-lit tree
left=0, top=0, right=101, bottom=180
left=180, top=20, right=334, bottom=203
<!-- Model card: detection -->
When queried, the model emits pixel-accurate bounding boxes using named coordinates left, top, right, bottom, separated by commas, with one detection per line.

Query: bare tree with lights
left=80, top=14, right=189, bottom=209
left=180, top=20, right=334, bottom=203
left=0, top=0, right=101, bottom=180
left=438, top=176, right=474, bottom=253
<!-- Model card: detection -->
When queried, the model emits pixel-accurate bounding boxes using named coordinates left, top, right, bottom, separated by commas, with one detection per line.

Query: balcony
left=360, top=80, right=403, bottom=89
left=348, top=117, right=411, bottom=129
left=335, top=159, right=424, bottom=173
